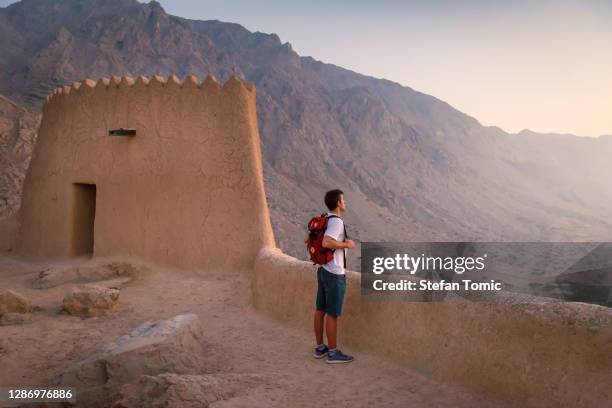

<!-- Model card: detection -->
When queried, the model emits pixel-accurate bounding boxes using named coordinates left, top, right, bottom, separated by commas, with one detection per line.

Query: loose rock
left=59, top=314, right=207, bottom=408
left=61, top=285, right=120, bottom=317
left=33, top=261, right=146, bottom=289
left=0, top=290, right=35, bottom=315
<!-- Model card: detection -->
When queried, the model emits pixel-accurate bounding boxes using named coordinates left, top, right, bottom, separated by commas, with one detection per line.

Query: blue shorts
left=316, top=266, right=347, bottom=316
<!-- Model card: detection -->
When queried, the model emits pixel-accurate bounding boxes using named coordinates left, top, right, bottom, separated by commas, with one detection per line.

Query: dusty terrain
left=0, top=255, right=508, bottom=407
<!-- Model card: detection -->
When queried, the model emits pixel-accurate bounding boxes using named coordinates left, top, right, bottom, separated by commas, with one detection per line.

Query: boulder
left=0, top=290, right=35, bottom=315
left=33, top=261, right=146, bottom=289
left=0, top=312, right=32, bottom=326
left=59, top=314, right=207, bottom=408
left=61, top=285, right=120, bottom=317
left=112, top=373, right=264, bottom=408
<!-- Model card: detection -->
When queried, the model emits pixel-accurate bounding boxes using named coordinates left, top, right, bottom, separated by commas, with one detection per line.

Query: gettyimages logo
left=372, top=253, right=487, bottom=275
left=361, top=242, right=612, bottom=306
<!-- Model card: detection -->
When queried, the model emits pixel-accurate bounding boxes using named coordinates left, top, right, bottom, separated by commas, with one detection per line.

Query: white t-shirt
left=322, top=213, right=346, bottom=275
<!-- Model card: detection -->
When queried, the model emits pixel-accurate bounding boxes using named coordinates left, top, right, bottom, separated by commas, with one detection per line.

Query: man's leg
left=313, top=267, right=330, bottom=358
left=314, top=310, right=326, bottom=345
left=325, top=313, right=338, bottom=349
left=324, top=275, right=353, bottom=363
left=315, top=267, right=327, bottom=345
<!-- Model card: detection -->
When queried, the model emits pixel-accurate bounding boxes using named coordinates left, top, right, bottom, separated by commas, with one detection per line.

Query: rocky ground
left=0, top=255, right=509, bottom=407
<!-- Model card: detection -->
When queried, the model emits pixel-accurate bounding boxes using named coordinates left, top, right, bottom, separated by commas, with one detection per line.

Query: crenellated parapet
left=44, top=74, right=255, bottom=105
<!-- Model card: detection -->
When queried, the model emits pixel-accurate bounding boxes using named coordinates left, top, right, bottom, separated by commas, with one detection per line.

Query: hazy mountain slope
left=0, top=0, right=237, bottom=108
left=1, top=0, right=611, bottom=269
left=0, top=94, right=39, bottom=218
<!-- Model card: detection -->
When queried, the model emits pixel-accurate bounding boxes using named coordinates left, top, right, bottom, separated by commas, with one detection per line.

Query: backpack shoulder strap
left=326, top=214, right=348, bottom=268
left=326, top=214, right=347, bottom=238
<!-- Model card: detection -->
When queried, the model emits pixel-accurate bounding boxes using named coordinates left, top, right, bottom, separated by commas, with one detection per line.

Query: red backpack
left=307, top=213, right=347, bottom=265
left=307, top=214, right=334, bottom=265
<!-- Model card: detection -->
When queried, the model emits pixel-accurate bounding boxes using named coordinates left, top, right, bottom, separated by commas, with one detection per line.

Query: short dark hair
left=324, top=189, right=344, bottom=211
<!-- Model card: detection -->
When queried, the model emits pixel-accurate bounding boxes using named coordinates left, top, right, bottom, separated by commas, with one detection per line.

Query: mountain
left=1, top=0, right=612, bottom=269
left=0, top=93, right=38, bottom=218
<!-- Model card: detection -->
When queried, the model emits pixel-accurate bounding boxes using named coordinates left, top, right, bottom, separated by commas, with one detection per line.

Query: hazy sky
left=2, top=0, right=610, bottom=136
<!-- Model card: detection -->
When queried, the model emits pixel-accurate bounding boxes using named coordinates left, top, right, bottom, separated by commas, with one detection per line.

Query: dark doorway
left=72, top=183, right=96, bottom=256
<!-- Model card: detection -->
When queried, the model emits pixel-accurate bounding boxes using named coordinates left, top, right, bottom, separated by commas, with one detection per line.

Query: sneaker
left=326, top=349, right=354, bottom=364
left=313, top=344, right=329, bottom=359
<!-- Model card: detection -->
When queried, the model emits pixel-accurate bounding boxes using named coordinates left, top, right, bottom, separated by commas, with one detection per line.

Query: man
left=309, top=189, right=355, bottom=364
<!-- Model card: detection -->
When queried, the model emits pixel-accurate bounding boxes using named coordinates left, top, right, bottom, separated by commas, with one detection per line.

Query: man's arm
left=322, top=235, right=355, bottom=249
left=322, top=217, right=355, bottom=249
left=305, top=231, right=352, bottom=248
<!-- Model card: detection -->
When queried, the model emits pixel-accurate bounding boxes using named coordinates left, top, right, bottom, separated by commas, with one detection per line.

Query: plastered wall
left=252, top=247, right=612, bottom=408
left=18, top=74, right=274, bottom=271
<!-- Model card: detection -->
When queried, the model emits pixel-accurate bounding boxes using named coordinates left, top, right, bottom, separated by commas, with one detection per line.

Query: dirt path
left=0, top=256, right=508, bottom=407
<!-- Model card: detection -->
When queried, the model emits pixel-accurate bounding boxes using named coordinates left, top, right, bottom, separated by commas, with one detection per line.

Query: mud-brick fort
left=11, top=75, right=612, bottom=407
left=18, top=74, right=274, bottom=271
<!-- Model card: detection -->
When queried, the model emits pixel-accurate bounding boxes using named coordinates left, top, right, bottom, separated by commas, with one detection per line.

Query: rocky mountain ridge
left=1, top=0, right=611, bottom=269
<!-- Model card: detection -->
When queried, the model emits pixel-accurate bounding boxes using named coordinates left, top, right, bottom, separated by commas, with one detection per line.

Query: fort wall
left=18, top=74, right=274, bottom=271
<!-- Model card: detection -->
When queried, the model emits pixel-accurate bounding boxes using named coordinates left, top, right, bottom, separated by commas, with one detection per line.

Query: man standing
left=311, top=189, right=355, bottom=363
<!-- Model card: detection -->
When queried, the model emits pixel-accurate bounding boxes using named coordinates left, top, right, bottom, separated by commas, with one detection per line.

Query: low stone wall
left=252, top=247, right=612, bottom=408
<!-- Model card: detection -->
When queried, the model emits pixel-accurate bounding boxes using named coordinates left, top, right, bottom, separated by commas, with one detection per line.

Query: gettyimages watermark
left=360, top=242, right=612, bottom=305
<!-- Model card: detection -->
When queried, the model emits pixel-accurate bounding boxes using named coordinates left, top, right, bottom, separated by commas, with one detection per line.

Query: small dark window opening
left=72, top=183, right=96, bottom=256
left=109, top=128, right=136, bottom=136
